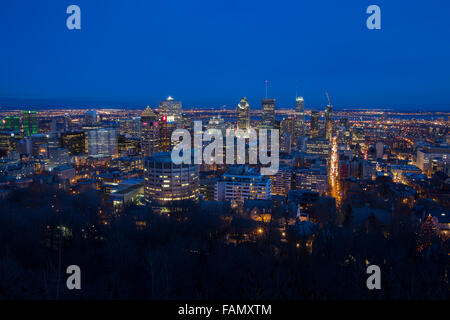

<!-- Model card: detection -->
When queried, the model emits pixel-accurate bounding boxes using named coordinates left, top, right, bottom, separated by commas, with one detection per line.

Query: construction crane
left=326, top=91, right=332, bottom=106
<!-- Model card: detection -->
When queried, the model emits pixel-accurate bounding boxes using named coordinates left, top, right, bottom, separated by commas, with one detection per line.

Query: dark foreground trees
left=0, top=186, right=448, bottom=300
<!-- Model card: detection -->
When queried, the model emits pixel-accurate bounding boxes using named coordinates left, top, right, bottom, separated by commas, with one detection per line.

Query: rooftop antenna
left=265, top=80, right=268, bottom=99
left=296, top=86, right=298, bottom=99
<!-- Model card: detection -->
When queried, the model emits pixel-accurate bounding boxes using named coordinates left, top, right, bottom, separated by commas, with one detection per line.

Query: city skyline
left=0, top=0, right=448, bottom=304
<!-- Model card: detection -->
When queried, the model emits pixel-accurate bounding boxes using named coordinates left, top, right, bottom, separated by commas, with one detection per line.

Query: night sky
left=1, top=0, right=449, bottom=110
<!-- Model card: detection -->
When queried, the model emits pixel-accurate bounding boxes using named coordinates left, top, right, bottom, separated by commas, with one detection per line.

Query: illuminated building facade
left=158, top=96, right=182, bottom=128
left=325, top=104, right=333, bottom=140
left=310, top=111, right=320, bottom=138
left=281, top=117, right=295, bottom=137
left=140, top=106, right=160, bottom=156
left=2, top=116, right=20, bottom=131
left=294, top=96, right=305, bottom=140
left=270, top=165, right=293, bottom=196
left=144, top=152, right=199, bottom=205
left=87, top=128, right=117, bottom=157
left=214, top=166, right=271, bottom=201
left=261, top=98, right=275, bottom=129
left=119, top=117, right=141, bottom=139
left=22, top=111, right=38, bottom=137
left=294, top=166, right=328, bottom=195
left=306, top=138, right=330, bottom=160
left=61, top=131, right=86, bottom=155
left=237, top=97, right=250, bottom=131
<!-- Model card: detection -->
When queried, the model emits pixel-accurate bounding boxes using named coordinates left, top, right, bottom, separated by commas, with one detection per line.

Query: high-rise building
left=158, top=96, right=182, bottom=128
left=416, top=145, right=450, bottom=176
left=158, top=97, right=181, bottom=152
left=22, top=111, right=38, bottom=137
left=140, top=106, right=160, bottom=157
left=84, top=110, right=99, bottom=126
left=61, top=131, right=86, bottom=155
left=144, top=152, right=199, bottom=205
left=306, top=138, right=330, bottom=160
left=261, top=98, right=275, bottom=129
left=119, top=117, right=141, bottom=139
left=310, top=111, right=320, bottom=138
left=294, top=96, right=305, bottom=140
left=2, top=116, right=20, bottom=131
left=237, top=97, right=250, bottom=131
left=280, top=131, right=292, bottom=154
left=294, top=165, right=328, bottom=195
left=87, top=128, right=117, bottom=157
left=281, top=117, right=295, bottom=137
left=270, top=165, right=293, bottom=196
left=325, top=104, right=333, bottom=140
left=214, top=166, right=271, bottom=202
left=0, top=131, right=22, bottom=156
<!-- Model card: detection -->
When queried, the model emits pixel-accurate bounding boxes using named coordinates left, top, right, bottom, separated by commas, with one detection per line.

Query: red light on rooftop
left=162, top=115, right=167, bottom=122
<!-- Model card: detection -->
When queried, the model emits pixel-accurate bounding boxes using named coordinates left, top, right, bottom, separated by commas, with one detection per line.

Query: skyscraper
left=87, top=128, right=117, bottom=157
left=237, top=97, right=250, bottom=131
left=140, top=106, right=160, bottom=157
left=294, top=96, right=305, bottom=140
left=2, top=116, right=20, bottom=131
left=144, top=152, right=199, bottom=205
left=158, top=96, right=182, bottom=128
left=84, top=110, right=99, bottom=126
left=310, top=111, right=320, bottom=138
left=22, top=111, right=38, bottom=136
left=158, top=97, right=181, bottom=152
left=61, top=131, right=86, bottom=155
left=281, top=117, right=295, bottom=137
left=261, top=98, right=275, bottom=129
left=325, top=104, right=333, bottom=140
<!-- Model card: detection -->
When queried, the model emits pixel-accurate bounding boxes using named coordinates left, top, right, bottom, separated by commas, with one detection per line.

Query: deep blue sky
left=1, top=0, right=449, bottom=110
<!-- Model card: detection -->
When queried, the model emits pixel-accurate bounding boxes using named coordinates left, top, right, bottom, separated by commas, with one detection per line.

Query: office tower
left=199, top=172, right=217, bottom=201
left=325, top=104, right=333, bottom=140
left=144, top=152, right=199, bottom=205
left=338, top=118, right=351, bottom=146
left=84, top=110, right=99, bottom=126
left=118, top=135, right=141, bottom=156
left=48, top=148, right=71, bottom=167
left=270, top=165, right=293, bottom=196
left=261, top=98, right=275, bottom=129
left=158, top=96, right=182, bottom=128
left=280, top=131, right=292, bottom=154
left=376, top=141, right=384, bottom=159
left=140, top=106, right=160, bottom=156
left=119, top=117, right=141, bottom=139
left=22, top=111, right=38, bottom=137
left=0, top=132, right=23, bottom=156
left=87, top=128, right=117, bottom=157
left=2, top=116, right=20, bottom=131
left=61, top=131, right=86, bottom=155
left=51, top=116, right=71, bottom=134
left=306, top=138, right=330, bottom=160
left=294, top=96, right=305, bottom=140
left=416, top=145, right=450, bottom=176
left=310, top=111, right=320, bottom=138
left=281, top=117, right=295, bottom=137
left=237, top=97, right=250, bottom=131
left=214, top=166, right=271, bottom=201
left=294, top=165, right=328, bottom=195
left=23, top=134, right=48, bottom=157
